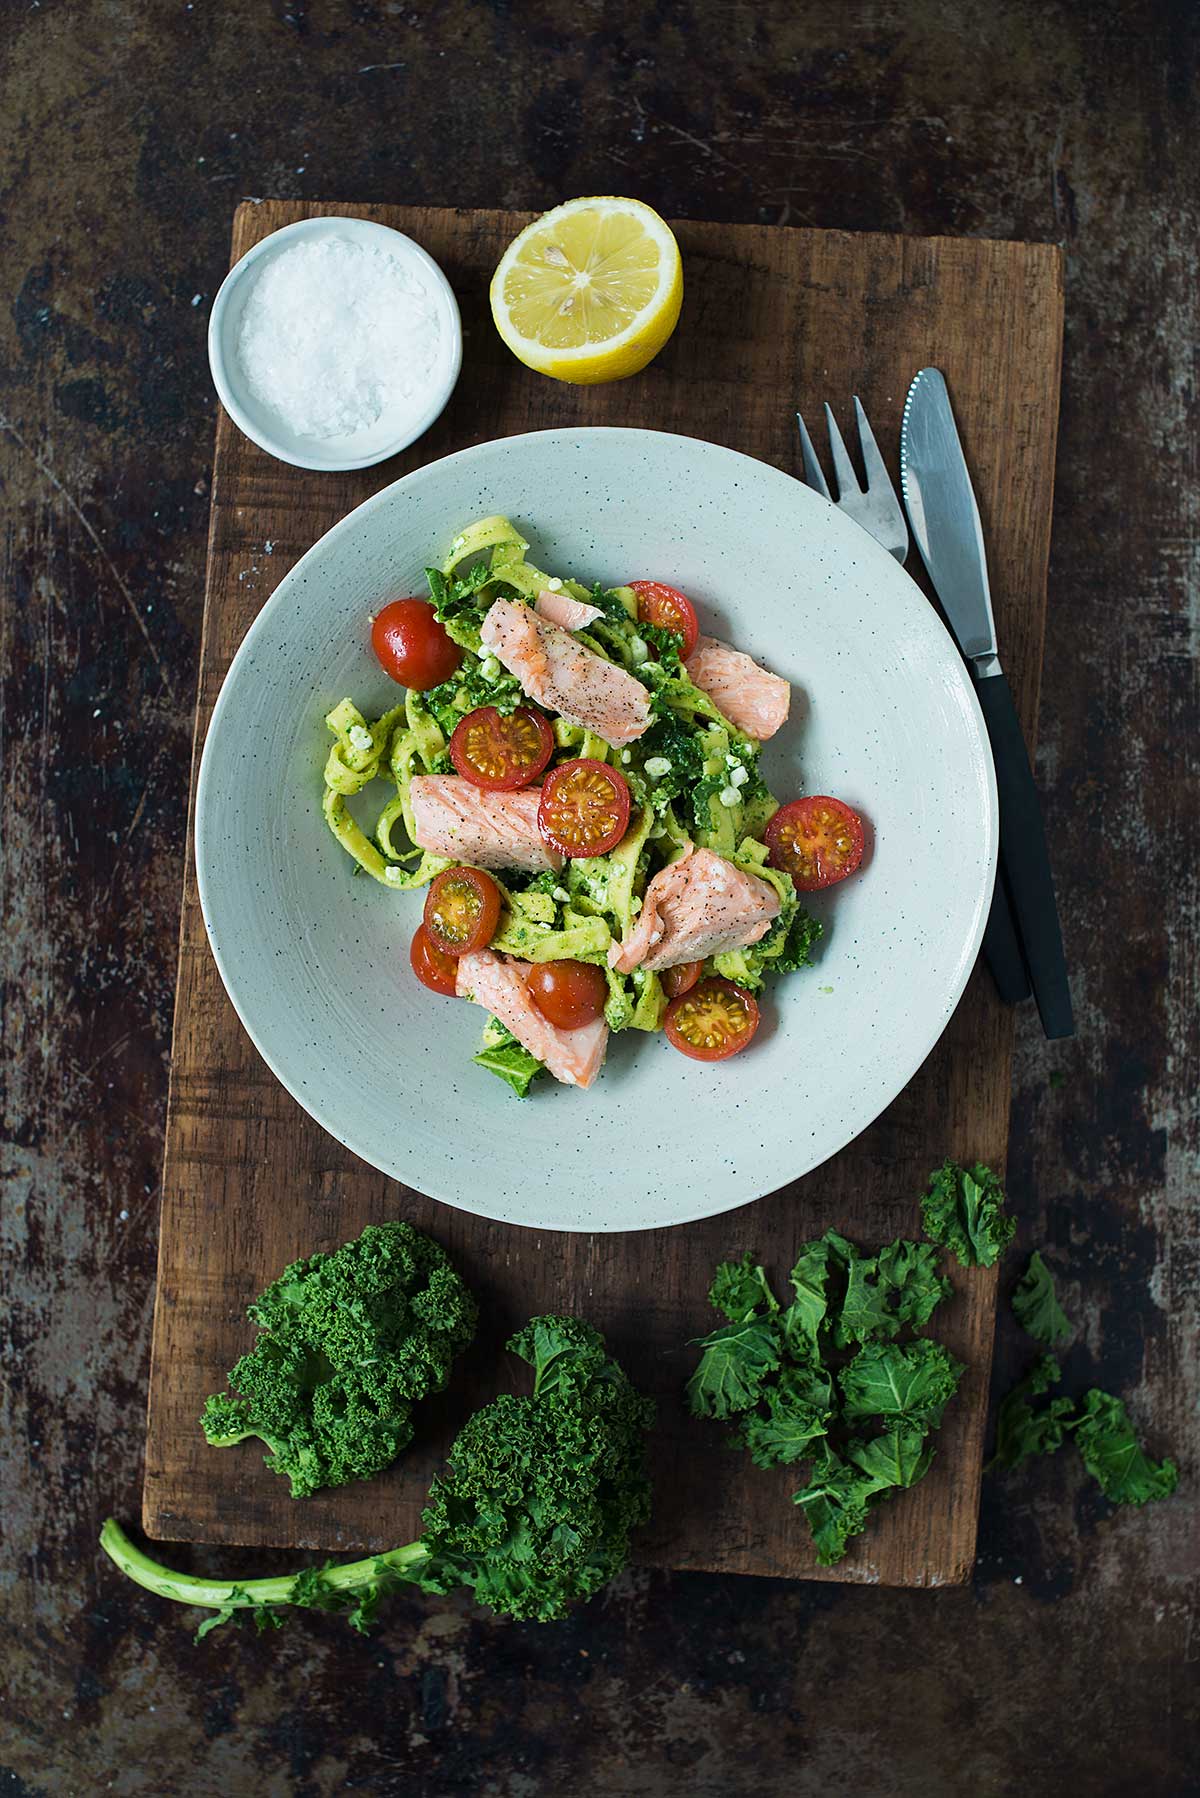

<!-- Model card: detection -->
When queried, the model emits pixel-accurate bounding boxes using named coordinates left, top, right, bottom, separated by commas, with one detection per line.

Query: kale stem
left=99, top=1520, right=428, bottom=1611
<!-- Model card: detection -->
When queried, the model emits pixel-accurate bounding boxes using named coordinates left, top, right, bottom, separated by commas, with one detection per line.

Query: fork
left=796, top=398, right=909, bottom=563
left=795, top=397, right=1031, bottom=1006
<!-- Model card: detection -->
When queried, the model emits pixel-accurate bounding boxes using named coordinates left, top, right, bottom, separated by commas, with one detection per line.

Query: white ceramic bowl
left=196, top=428, right=997, bottom=1232
left=207, top=215, right=462, bottom=472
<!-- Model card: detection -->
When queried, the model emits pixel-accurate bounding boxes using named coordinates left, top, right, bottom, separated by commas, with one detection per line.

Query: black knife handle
left=975, top=669, right=1075, bottom=1039
left=981, top=866, right=1031, bottom=1005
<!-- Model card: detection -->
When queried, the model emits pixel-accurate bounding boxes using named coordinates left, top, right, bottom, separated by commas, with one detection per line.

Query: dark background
left=2, top=3, right=1196, bottom=1794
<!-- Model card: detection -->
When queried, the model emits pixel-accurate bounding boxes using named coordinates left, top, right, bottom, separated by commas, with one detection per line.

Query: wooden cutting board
left=144, top=200, right=1063, bottom=1585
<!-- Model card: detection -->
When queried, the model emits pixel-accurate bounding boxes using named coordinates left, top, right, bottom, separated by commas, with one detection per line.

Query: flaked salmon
left=534, top=588, right=604, bottom=631
left=456, top=949, right=608, bottom=1089
left=609, top=845, right=781, bottom=973
left=684, top=635, right=790, bottom=741
left=481, top=597, right=651, bottom=748
left=410, top=774, right=562, bottom=872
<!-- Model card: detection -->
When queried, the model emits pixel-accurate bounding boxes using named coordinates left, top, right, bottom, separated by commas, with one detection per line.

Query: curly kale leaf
left=769, top=907, right=824, bottom=973
left=833, top=1254, right=899, bottom=1347
left=839, top=1339, right=964, bottom=1432
left=418, top=1316, right=655, bottom=1620
left=1011, top=1250, right=1073, bottom=1346
left=634, top=714, right=706, bottom=811
left=425, top=562, right=496, bottom=651
left=987, top=1354, right=1074, bottom=1471
left=201, top=1222, right=477, bottom=1497
left=737, top=1362, right=834, bottom=1468
left=792, top=1446, right=874, bottom=1565
left=1072, top=1390, right=1179, bottom=1507
left=780, top=1233, right=848, bottom=1355
left=921, top=1160, right=1016, bottom=1267
left=587, top=583, right=631, bottom=624
left=877, top=1239, right=954, bottom=1328
left=637, top=619, right=684, bottom=671
left=708, top=1251, right=781, bottom=1322
left=685, top=1318, right=782, bottom=1419
left=847, top=1425, right=936, bottom=1491
left=510, top=1314, right=612, bottom=1397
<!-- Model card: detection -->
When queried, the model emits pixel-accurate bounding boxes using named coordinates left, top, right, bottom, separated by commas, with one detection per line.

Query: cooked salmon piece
left=684, top=635, right=790, bottom=741
left=480, top=597, right=651, bottom=748
left=534, top=588, right=604, bottom=631
left=608, top=846, right=781, bottom=974
left=456, top=949, right=608, bottom=1089
left=410, top=775, right=562, bottom=872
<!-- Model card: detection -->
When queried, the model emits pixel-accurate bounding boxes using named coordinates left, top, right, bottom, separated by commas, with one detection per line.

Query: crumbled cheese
left=730, top=765, right=749, bottom=787
left=726, top=753, right=741, bottom=769
left=384, top=866, right=404, bottom=884
left=718, top=785, right=741, bottom=807
left=546, top=577, right=563, bottom=591
left=347, top=723, right=373, bottom=754
left=478, top=654, right=502, bottom=681
left=620, top=749, right=633, bottom=764
left=629, top=635, right=650, bottom=665
left=552, top=886, right=570, bottom=904
left=644, top=755, right=672, bottom=780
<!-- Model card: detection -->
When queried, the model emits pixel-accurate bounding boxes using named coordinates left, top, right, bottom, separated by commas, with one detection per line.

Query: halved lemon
left=489, top=197, right=683, bottom=385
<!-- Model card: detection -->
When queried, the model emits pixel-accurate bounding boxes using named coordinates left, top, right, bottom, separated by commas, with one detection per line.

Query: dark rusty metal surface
left=1, top=2, right=1195, bottom=1793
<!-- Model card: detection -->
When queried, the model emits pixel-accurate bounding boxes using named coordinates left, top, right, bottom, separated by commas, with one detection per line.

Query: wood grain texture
left=143, top=200, right=1063, bottom=1585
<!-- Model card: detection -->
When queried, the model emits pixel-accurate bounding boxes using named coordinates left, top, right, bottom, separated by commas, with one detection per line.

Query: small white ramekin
left=207, top=215, right=463, bottom=473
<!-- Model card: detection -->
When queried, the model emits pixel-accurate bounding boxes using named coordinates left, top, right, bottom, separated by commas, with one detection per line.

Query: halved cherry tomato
left=537, top=758, right=631, bottom=859
left=661, top=960, right=703, bottom=1000
left=371, top=598, right=461, bottom=690
left=526, top=959, right=608, bottom=1030
left=450, top=705, right=555, bottom=791
left=628, top=580, right=700, bottom=660
left=664, top=976, right=760, bottom=1062
left=423, top=867, right=502, bottom=957
left=410, top=924, right=459, bottom=996
left=765, top=795, right=865, bottom=892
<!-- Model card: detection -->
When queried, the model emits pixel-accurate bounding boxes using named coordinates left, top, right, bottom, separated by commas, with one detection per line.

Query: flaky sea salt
left=236, top=236, right=443, bottom=440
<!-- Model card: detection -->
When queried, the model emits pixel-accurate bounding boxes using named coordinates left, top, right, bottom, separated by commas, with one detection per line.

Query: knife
left=900, top=367, right=1074, bottom=1039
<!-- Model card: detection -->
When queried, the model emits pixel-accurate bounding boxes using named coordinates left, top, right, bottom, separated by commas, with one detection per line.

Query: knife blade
left=900, top=367, right=1074, bottom=1039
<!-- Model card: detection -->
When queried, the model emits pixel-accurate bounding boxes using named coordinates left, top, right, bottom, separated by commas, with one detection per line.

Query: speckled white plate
left=196, top=428, right=997, bottom=1233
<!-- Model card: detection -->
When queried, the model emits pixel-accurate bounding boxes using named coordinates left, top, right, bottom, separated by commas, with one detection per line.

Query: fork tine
left=854, top=395, right=909, bottom=559
left=823, top=403, right=862, bottom=498
left=795, top=410, right=831, bottom=500
left=853, top=396, right=892, bottom=496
